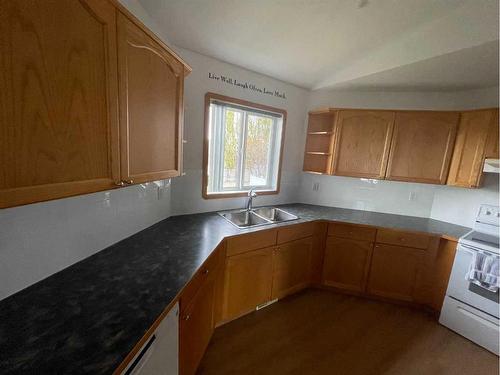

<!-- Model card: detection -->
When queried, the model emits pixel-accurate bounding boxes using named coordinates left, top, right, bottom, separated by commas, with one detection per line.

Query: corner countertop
left=0, top=204, right=470, bottom=374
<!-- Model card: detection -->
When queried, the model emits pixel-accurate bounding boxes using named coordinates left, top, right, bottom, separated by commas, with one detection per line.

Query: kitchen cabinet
left=117, top=12, right=185, bottom=184
left=226, top=229, right=277, bottom=256
left=328, top=222, right=377, bottom=242
left=222, top=247, right=274, bottom=321
left=180, top=276, right=216, bottom=375
left=0, top=0, right=191, bottom=208
left=332, top=110, right=395, bottom=179
left=303, top=110, right=337, bottom=174
left=376, top=228, right=430, bottom=250
left=272, top=237, right=313, bottom=299
left=367, top=244, right=425, bottom=302
left=0, top=0, right=120, bottom=208
left=447, top=109, right=498, bottom=187
left=385, top=111, right=458, bottom=184
left=485, top=109, right=499, bottom=158
left=323, top=237, right=373, bottom=292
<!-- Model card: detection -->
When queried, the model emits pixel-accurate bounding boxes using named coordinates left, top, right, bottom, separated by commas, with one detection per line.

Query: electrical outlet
left=409, top=191, right=417, bottom=201
left=312, top=182, right=320, bottom=192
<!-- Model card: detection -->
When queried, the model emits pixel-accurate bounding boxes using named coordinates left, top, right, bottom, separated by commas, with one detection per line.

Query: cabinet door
left=332, top=110, right=395, bottom=178
left=367, top=244, right=424, bottom=302
left=447, top=110, right=496, bottom=187
left=386, top=111, right=458, bottom=184
left=222, top=247, right=273, bottom=321
left=323, top=237, right=373, bottom=292
left=117, top=13, right=184, bottom=184
left=0, top=0, right=120, bottom=208
left=272, top=237, right=313, bottom=299
left=485, top=109, right=499, bottom=159
left=180, top=277, right=215, bottom=375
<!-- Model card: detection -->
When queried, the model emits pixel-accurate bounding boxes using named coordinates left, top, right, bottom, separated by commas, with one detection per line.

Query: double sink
left=219, top=207, right=299, bottom=228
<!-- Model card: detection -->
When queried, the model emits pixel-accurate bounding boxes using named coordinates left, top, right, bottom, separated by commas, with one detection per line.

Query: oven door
left=446, top=243, right=499, bottom=318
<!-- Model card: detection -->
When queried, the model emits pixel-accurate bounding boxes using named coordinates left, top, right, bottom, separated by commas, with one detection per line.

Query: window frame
left=202, top=92, right=287, bottom=199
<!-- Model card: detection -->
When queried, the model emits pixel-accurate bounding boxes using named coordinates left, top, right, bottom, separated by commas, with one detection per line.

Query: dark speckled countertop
left=0, top=204, right=470, bottom=374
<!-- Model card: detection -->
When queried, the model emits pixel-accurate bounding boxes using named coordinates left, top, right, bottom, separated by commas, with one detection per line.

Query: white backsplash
left=0, top=181, right=171, bottom=301
left=171, top=169, right=301, bottom=215
left=430, top=174, right=500, bottom=227
left=299, top=173, right=437, bottom=217
left=299, top=172, right=500, bottom=228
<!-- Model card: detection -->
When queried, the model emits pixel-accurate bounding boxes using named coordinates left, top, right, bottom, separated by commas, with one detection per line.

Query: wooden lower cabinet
left=367, top=244, right=425, bottom=302
left=179, top=275, right=216, bottom=375
left=323, top=237, right=373, bottom=292
left=222, top=247, right=273, bottom=321
left=272, top=237, right=313, bottom=299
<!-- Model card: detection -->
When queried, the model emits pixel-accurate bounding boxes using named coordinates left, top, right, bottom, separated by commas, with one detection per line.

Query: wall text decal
left=208, top=72, right=286, bottom=99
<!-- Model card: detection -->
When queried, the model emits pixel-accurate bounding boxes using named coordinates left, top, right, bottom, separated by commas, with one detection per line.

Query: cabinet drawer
left=277, top=222, right=315, bottom=244
left=180, top=245, right=223, bottom=311
left=328, top=223, right=376, bottom=242
left=376, top=229, right=431, bottom=250
left=226, top=229, right=277, bottom=256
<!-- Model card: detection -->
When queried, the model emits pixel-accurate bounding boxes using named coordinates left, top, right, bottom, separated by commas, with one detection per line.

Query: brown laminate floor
left=198, top=289, right=499, bottom=375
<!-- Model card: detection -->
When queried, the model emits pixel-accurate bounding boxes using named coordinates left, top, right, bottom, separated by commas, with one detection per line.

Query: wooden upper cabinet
left=0, top=0, right=120, bottom=208
left=117, top=12, right=185, bottom=184
left=447, top=109, right=498, bottom=188
left=386, top=111, right=458, bottom=184
left=332, top=110, right=395, bottom=179
left=485, top=109, right=499, bottom=159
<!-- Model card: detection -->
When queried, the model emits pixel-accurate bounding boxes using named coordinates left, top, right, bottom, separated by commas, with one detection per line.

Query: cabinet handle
left=183, top=314, right=191, bottom=321
left=116, top=180, right=134, bottom=186
left=203, top=269, right=209, bottom=275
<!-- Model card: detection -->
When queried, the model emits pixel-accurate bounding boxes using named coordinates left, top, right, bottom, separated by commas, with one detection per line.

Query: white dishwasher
left=121, top=303, right=179, bottom=375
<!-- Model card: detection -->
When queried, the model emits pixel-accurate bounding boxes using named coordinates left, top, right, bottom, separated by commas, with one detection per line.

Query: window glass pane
left=243, top=114, right=273, bottom=187
left=222, top=109, right=242, bottom=189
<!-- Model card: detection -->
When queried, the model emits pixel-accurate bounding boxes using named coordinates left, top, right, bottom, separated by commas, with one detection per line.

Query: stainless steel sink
left=252, top=207, right=298, bottom=223
left=218, top=207, right=298, bottom=228
left=219, top=210, right=270, bottom=228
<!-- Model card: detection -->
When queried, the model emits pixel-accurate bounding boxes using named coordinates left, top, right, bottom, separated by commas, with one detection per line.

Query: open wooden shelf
left=303, top=110, right=337, bottom=174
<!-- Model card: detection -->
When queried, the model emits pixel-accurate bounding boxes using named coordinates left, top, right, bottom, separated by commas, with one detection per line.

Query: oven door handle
left=459, top=243, right=498, bottom=257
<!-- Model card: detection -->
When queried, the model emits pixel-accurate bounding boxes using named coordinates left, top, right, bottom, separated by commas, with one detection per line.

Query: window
left=203, top=93, right=286, bottom=198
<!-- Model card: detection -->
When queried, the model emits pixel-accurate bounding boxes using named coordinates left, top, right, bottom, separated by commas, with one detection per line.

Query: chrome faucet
left=246, top=188, right=257, bottom=211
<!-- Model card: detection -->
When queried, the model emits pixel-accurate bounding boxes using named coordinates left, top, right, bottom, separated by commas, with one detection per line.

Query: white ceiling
left=139, top=0, right=499, bottom=91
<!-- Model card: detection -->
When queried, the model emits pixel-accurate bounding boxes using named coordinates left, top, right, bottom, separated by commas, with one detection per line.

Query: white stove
left=440, top=204, right=500, bottom=355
